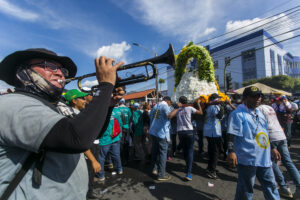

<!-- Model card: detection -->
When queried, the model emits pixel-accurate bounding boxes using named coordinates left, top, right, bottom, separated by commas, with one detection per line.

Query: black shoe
left=87, top=191, right=102, bottom=199
left=157, top=174, right=171, bottom=181
left=278, top=187, right=293, bottom=198
left=207, top=171, right=219, bottom=180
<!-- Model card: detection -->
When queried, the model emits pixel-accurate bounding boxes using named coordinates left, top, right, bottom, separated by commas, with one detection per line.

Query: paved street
left=94, top=134, right=300, bottom=200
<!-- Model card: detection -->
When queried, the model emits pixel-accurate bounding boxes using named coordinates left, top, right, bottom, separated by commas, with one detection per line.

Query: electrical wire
left=195, top=5, right=300, bottom=46
left=129, top=34, right=300, bottom=92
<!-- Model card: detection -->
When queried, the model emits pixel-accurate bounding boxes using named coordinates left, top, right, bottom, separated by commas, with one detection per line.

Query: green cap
left=64, top=89, right=88, bottom=104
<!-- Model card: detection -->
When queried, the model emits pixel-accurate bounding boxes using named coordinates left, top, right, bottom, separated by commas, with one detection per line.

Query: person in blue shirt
left=149, top=96, right=172, bottom=181
left=220, top=99, right=236, bottom=161
left=203, top=93, right=224, bottom=179
left=227, top=86, right=280, bottom=200
left=170, top=103, right=179, bottom=157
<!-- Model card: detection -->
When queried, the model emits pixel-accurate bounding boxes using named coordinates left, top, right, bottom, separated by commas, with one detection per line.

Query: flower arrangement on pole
left=172, top=42, right=229, bottom=105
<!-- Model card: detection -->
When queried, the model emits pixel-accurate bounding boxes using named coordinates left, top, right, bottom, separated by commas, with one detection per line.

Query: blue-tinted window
left=270, top=49, right=275, bottom=76
left=277, top=55, right=282, bottom=75
left=242, top=49, right=257, bottom=82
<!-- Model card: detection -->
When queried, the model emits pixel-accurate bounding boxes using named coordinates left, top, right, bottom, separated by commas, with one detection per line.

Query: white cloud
left=0, top=0, right=38, bottom=21
left=0, top=0, right=121, bottom=59
left=81, top=80, right=98, bottom=89
left=111, top=0, right=217, bottom=42
left=204, top=27, right=217, bottom=36
left=82, top=41, right=131, bottom=88
left=0, top=0, right=74, bottom=29
left=96, top=41, right=131, bottom=60
left=225, top=14, right=295, bottom=42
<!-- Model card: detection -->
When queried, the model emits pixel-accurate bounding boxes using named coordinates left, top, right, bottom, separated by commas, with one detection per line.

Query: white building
left=167, top=29, right=300, bottom=96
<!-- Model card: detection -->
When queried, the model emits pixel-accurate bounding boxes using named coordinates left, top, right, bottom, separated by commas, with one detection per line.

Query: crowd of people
left=61, top=87, right=300, bottom=200
left=82, top=87, right=299, bottom=200
left=0, top=48, right=300, bottom=200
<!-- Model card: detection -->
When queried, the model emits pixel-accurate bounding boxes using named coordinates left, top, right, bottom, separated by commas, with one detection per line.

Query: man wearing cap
left=149, top=96, right=173, bottom=181
left=227, top=86, right=280, bottom=200
left=64, top=89, right=102, bottom=199
left=0, top=48, right=124, bottom=199
left=64, top=89, right=89, bottom=112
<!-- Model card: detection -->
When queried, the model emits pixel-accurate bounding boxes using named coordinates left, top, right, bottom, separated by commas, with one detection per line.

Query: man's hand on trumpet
left=95, top=56, right=124, bottom=86
left=94, top=56, right=126, bottom=106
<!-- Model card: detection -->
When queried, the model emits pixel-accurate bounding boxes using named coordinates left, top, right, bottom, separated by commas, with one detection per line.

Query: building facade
left=167, top=29, right=300, bottom=96
left=284, top=54, right=300, bottom=79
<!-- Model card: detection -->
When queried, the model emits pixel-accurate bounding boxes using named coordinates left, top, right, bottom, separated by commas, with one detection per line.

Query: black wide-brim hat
left=0, top=48, right=77, bottom=86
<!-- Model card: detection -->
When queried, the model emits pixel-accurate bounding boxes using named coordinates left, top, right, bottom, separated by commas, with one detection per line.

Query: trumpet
left=64, top=44, right=175, bottom=92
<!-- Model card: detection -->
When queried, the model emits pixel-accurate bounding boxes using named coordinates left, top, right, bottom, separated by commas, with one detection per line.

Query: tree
left=159, top=78, right=165, bottom=92
left=243, top=75, right=300, bottom=93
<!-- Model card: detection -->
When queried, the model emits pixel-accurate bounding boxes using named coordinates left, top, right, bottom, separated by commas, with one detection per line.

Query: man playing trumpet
left=0, top=48, right=124, bottom=200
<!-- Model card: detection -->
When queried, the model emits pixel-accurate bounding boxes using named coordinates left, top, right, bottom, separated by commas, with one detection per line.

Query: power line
left=155, top=28, right=300, bottom=75
left=258, top=0, right=295, bottom=17
left=133, top=11, right=300, bottom=75
left=195, top=5, right=300, bottom=46
left=128, top=8, right=300, bottom=92
left=211, top=26, right=300, bottom=59
left=130, top=34, right=300, bottom=92
left=206, top=9, right=300, bottom=50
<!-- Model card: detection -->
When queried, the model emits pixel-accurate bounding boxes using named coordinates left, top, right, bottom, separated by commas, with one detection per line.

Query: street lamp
left=132, top=43, right=159, bottom=103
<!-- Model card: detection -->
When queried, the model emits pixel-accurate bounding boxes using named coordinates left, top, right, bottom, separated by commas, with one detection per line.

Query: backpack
left=0, top=91, right=58, bottom=200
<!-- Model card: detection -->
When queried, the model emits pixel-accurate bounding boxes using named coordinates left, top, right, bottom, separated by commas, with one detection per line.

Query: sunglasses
left=30, top=61, right=69, bottom=77
left=76, top=97, right=86, bottom=100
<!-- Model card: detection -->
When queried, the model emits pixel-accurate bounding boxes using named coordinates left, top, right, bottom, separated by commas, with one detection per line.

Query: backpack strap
left=0, top=91, right=59, bottom=200
left=0, top=152, right=43, bottom=200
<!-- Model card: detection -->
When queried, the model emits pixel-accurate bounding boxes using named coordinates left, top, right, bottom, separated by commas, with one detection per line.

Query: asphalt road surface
left=93, top=133, right=300, bottom=200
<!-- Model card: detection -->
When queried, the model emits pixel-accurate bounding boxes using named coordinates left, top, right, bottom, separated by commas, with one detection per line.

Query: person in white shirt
left=169, top=96, right=202, bottom=181
left=258, top=102, right=300, bottom=199
left=272, top=96, right=293, bottom=147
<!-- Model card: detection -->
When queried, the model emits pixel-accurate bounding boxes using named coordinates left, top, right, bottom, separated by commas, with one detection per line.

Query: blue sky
left=0, top=0, right=299, bottom=93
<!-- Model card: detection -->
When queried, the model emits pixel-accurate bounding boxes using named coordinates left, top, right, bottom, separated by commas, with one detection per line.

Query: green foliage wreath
left=175, top=42, right=215, bottom=87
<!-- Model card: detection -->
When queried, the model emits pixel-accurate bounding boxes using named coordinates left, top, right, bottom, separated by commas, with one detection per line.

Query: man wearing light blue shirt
left=149, top=96, right=172, bottom=181
left=203, top=93, right=224, bottom=179
left=227, top=86, right=280, bottom=200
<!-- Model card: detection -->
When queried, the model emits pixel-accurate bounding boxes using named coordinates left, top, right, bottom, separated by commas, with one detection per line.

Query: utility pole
left=132, top=43, right=159, bottom=103
left=154, top=52, right=159, bottom=103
